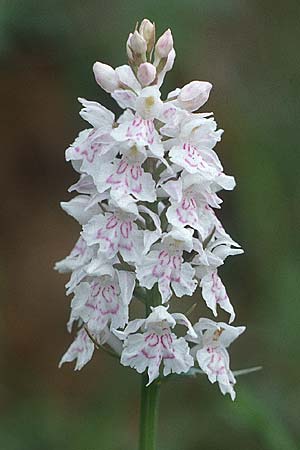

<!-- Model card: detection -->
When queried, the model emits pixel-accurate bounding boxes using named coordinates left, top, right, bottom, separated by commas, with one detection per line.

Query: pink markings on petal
left=74, top=144, right=99, bottom=164
left=91, top=282, right=102, bottom=298
left=106, top=215, right=119, bottom=229
left=159, top=250, right=171, bottom=266
left=99, top=303, right=120, bottom=316
left=152, top=251, right=181, bottom=283
left=182, top=142, right=210, bottom=171
left=130, top=164, right=142, bottom=180
left=73, top=237, right=87, bottom=256
left=87, top=281, right=120, bottom=318
left=118, top=240, right=134, bottom=252
left=160, top=332, right=172, bottom=349
left=99, top=285, right=119, bottom=316
left=106, top=159, right=143, bottom=196
left=141, top=349, right=157, bottom=359
left=175, top=195, right=198, bottom=227
left=102, top=285, right=116, bottom=303
left=106, top=175, right=121, bottom=186
left=152, top=250, right=169, bottom=278
left=120, top=221, right=132, bottom=239
left=207, top=349, right=226, bottom=376
left=162, top=353, right=175, bottom=360
left=116, top=160, right=128, bottom=174
left=96, top=214, right=134, bottom=256
left=176, top=207, right=198, bottom=226
left=142, top=330, right=175, bottom=361
left=75, top=130, right=108, bottom=163
left=162, top=106, right=177, bottom=121
left=73, top=345, right=84, bottom=354
left=161, top=331, right=175, bottom=360
left=73, top=330, right=90, bottom=354
left=210, top=272, right=229, bottom=305
left=170, top=255, right=181, bottom=273
left=145, top=333, right=160, bottom=347
left=96, top=229, right=115, bottom=250
left=126, top=117, right=155, bottom=145
left=133, top=117, right=143, bottom=127
left=182, top=196, right=197, bottom=210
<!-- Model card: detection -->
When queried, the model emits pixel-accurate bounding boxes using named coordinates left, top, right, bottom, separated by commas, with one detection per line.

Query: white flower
left=200, top=271, right=235, bottom=323
left=65, top=99, right=116, bottom=176
left=68, top=270, right=135, bottom=334
left=113, top=111, right=160, bottom=147
left=59, top=328, right=95, bottom=371
left=119, top=306, right=196, bottom=385
left=135, top=86, right=164, bottom=120
left=88, top=143, right=156, bottom=202
left=189, top=318, right=245, bottom=400
left=111, top=87, right=164, bottom=154
left=59, top=326, right=122, bottom=371
left=82, top=201, right=144, bottom=263
left=55, top=236, right=94, bottom=274
left=167, top=116, right=225, bottom=176
left=191, top=230, right=243, bottom=322
left=162, top=174, right=222, bottom=237
left=136, top=228, right=197, bottom=303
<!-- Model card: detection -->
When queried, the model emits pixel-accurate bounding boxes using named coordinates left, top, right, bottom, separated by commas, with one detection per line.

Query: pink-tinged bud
left=139, top=19, right=155, bottom=52
left=137, top=62, right=156, bottom=86
left=178, top=80, right=212, bottom=111
left=128, top=30, right=147, bottom=55
left=155, top=29, right=173, bottom=59
left=93, top=62, right=119, bottom=93
left=139, top=19, right=155, bottom=41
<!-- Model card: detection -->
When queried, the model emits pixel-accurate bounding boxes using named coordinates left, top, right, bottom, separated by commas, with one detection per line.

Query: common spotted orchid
left=56, top=20, right=247, bottom=430
left=187, top=319, right=246, bottom=400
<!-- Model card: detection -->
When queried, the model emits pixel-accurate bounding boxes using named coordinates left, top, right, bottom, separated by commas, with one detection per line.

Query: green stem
left=139, top=374, right=160, bottom=450
left=139, top=286, right=161, bottom=450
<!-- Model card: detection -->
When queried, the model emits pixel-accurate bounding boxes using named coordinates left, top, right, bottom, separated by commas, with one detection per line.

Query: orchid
left=187, top=318, right=246, bottom=400
left=56, top=18, right=250, bottom=450
left=136, top=228, right=197, bottom=303
left=59, top=328, right=96, bottom=371
left=118, top=305, right=196, bottom=385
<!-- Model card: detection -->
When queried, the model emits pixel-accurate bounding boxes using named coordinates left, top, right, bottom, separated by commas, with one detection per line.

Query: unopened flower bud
left=155, top=29, right=173, bottom=59
left=178, top=80, right=212, bottom=111
left=129, top=30, right=147, bottom=56
left=93, top=62, right=119, bottom=93
left=139, top=19, right=155, bottom=53
left=137, top=62, right=156, bottom=86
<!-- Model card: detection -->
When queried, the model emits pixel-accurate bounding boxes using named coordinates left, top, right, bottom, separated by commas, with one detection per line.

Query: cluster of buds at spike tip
left=127, top=19, right=155, bottom=65
left=125, top=19, right=175, bottom=87
left=56, top=19, right=246, bottom=401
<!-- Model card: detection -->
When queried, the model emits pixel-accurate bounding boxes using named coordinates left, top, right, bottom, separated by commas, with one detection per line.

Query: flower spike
left=56, top=19, right=245, bottom=400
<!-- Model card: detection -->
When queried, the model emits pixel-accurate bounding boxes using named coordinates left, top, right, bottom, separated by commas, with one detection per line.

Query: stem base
left=139, top=374, right=160, bottom=450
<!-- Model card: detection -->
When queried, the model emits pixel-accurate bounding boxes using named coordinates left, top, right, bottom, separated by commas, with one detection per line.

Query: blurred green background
left=1, top=0, right=299, bottom=449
